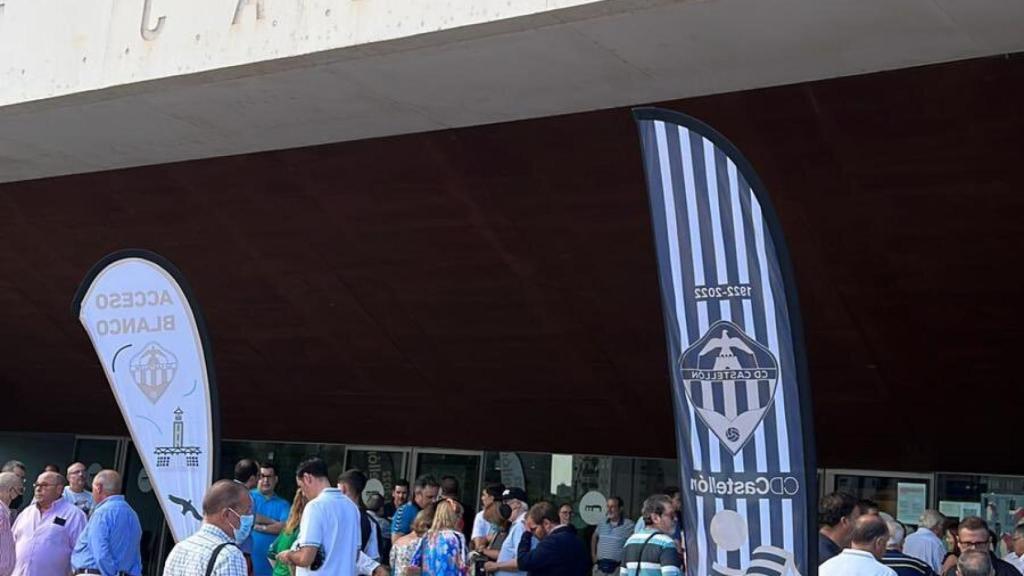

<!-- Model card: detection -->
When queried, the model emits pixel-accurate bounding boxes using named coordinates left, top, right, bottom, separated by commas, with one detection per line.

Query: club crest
left=130, top=341, right=178, bottom=403
left=678, top=320, right=778, bottom=454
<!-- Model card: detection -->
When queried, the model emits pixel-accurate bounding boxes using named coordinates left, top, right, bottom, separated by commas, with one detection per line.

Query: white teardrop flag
left=73, top=250, right=219, bottom=542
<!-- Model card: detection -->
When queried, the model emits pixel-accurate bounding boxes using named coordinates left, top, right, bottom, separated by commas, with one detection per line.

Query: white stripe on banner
left=760, top=499, right=772, bottom=547
left=654, top=121, right=703, bottom=470
left=679, top=127, right=706, bottom=287
left=750, top=193, right=791, bottom=472
left=679, top=127, right=718, bottom=475
left=716, top=498, right=727, bottom=566
left=697, top=495, right=709, bottom=576
left=783, top=498, right=794, bottom=553
left=703, top=139, right=745, bottom=473
left=731, top=161, right=770, bottom=475
left=704, top=138, right=729, bottom=286
left=738, top=499, right=751, bottom=569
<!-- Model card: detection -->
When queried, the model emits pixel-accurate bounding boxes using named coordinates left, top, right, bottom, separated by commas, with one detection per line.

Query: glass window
left=220, top=440, right=346, bottom=502
left=936, top=472, right=1024, bottom=556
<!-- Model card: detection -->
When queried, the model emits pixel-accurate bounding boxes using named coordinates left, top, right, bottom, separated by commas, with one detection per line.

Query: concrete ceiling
left=1, top=0, right=1022, bottom=183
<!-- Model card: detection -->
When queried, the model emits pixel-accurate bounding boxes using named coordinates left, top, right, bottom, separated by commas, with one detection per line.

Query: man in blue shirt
left=250, top=463, right=291, bottom=576
left=71, top=469, right=142, bottom=576
left=390, top=474, right=439, bottom=542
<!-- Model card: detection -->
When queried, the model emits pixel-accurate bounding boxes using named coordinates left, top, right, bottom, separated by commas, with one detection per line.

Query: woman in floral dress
left=407, top=499, right=469, bottom=576
left=392, top=507, right=436, bottom=576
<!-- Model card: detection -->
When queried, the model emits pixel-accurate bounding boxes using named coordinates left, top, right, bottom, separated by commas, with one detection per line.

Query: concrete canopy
left=2, top=0, right=1023, bottom=183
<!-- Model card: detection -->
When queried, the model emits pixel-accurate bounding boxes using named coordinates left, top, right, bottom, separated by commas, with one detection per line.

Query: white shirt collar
left=842, top=549, right=879, bottom=560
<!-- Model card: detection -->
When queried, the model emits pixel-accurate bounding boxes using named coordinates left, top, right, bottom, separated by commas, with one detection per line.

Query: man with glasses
left=943, top=517, right=1019, bottom=576
left=1000, top=525, right=1024, bottom=573
left=249, top=463, right=289, bottom=576
left=12, top=471, right=87, bottom=576
left=62, top=463, right=94, bottom=517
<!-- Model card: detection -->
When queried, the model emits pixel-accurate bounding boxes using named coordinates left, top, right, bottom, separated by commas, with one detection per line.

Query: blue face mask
left=229, top=508, right=255, bottom=543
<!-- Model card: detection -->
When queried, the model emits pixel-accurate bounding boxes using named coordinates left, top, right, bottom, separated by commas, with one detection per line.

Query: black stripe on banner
left=751, top=551, right=787, bottom=565
left=713, top=147, right=744, bottom=323
left=746, top=498, right=761, bottom=568
left=746, top=566, right=783, bottom=576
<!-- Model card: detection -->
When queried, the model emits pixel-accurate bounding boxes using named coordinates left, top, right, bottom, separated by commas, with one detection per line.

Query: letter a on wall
left=73, top=250, right=220, bottom=542
left=633, top=108, right=817, bottom=576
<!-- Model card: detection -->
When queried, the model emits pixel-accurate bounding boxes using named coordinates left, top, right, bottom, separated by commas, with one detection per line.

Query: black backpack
left=360, top=510, right=387, bottom=561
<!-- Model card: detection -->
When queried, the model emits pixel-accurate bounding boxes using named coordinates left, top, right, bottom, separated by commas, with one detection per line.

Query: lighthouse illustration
left=153, top=408, right=201, bottom=467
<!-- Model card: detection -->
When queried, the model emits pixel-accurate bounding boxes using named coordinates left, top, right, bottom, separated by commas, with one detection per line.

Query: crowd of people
left=10, top=454, right=1020, bottom=576
left=0, top=458, right=142, bottom=576
left=817, top=491, right=1024, bottom=576
left=0, top=456, right=686, bottom=576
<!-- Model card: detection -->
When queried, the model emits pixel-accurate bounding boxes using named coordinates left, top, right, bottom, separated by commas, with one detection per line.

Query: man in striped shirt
left=620, top=495, right=681, bottom=576
left=593, top=496, right=634, bottom=575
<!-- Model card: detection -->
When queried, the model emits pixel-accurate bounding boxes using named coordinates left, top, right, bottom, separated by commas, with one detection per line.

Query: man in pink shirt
left=11, top=472, right=86, bottom=576
left=0, top=471, right=20, bottom=576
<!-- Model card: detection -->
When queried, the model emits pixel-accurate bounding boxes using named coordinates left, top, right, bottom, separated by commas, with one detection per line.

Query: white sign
left=579, top=490, right=607, bottom=526
left=897, top=482, right=928, bottom=525
left=363, top=479, right=385, bottom=507
left=75, top=252, right=216, bottom=543
left=939, top=500, right=982, bottom=520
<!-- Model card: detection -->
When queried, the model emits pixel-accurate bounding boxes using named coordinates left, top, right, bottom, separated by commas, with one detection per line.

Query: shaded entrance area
left=1, top=55, right=1022, bottom=473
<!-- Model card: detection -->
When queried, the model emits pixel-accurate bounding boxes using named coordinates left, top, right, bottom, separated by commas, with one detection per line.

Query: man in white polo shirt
left=820, top=514, right=897, bottom=576
left=276, top=458, right=359, bottom=576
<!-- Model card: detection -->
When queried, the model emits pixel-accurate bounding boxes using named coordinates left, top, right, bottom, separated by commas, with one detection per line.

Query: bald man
left=12, top=471, right=87, bottom=576
left=820, top=514, right=898, bottom=576
left=163, top=480, right=253, bottom=576
left=71, top=470, right=141, bottom=576
left=63, top=462, right=94, bottom=516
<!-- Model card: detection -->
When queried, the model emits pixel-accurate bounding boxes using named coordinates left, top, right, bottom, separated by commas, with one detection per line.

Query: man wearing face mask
left=0, top=472, right=20, bottom=576
left=514, top=501, right=589, bottom=576
left=0, top=462, right=26, bottom=522
left=163, top=479, right=254, bottom=576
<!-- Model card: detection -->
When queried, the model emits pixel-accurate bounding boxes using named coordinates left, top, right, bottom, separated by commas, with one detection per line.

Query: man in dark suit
left=517, top=501, right=590, bottom=576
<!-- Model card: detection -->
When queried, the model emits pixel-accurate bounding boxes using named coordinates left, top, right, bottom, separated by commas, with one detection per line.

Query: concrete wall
left=0, top=0, right=608, bottom=107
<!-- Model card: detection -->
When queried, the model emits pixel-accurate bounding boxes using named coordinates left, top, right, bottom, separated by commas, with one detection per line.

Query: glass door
left=345, top=446, right=410, bottom=506
left=411, top=449, right=482, bottom=511
left=72, top=435, right=125, bottom=484
left=123, top=441, right=170, bottom=576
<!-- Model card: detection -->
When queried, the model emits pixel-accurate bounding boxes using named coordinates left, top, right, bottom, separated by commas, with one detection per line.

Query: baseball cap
left=501, top=487, right=528, bottom=502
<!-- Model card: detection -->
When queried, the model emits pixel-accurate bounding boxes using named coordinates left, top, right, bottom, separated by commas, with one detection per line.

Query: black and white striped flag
left=634, top=108, right=817, bottom=576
